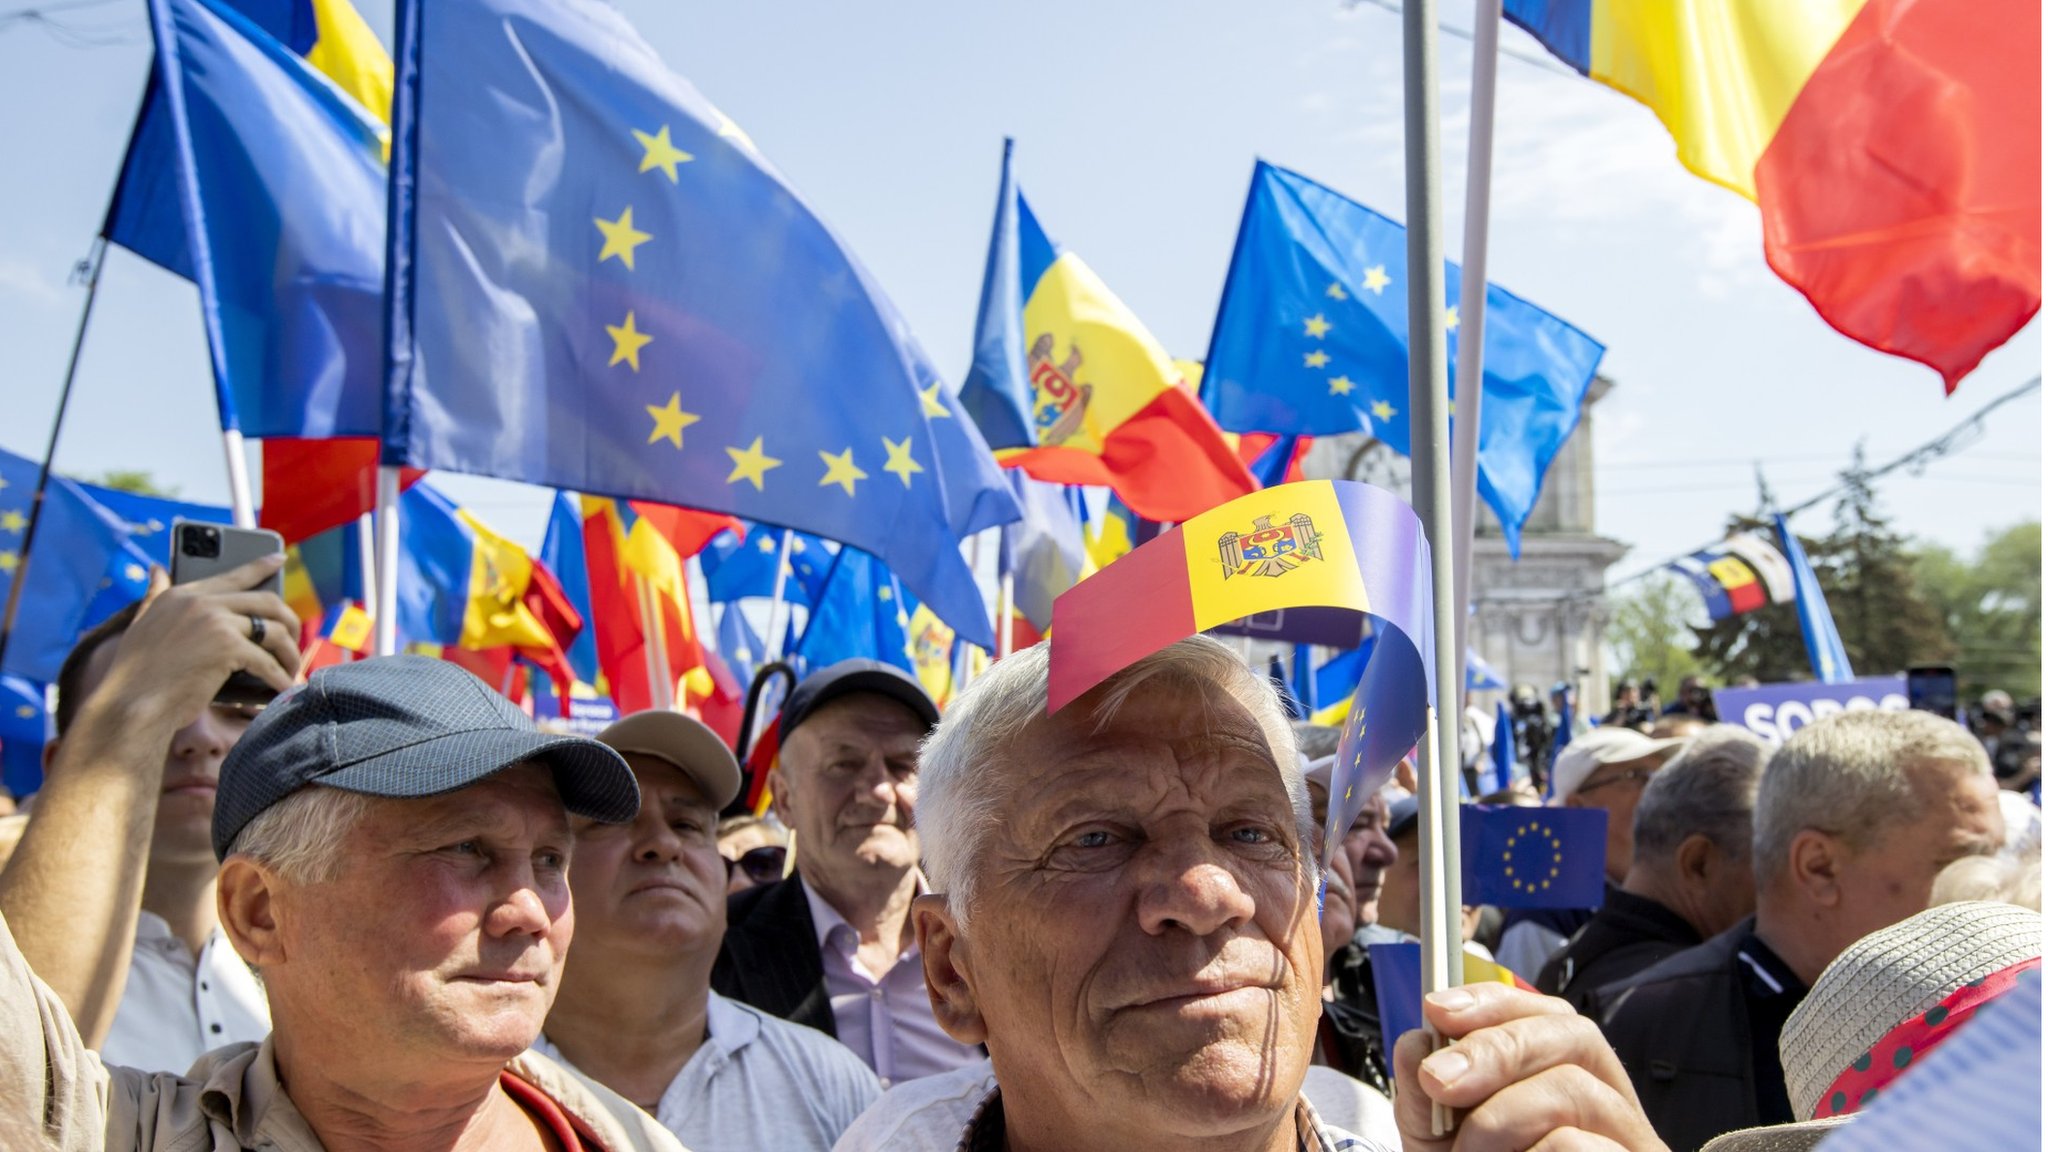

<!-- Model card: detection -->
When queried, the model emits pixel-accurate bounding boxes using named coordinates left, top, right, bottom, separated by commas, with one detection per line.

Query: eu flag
left=1460, top=805, right=1606, bottom=909
left=0, top=451, right=150, bottom=682
left=792, top=547, right=914, bottom=675
left=1, top=675, right=49, bottom=798
left=700, top=523, right=834, bottom=608
left=1200, top=162, right=1606, bottom=553
left=716, top=603, right=767, bottom=684
left=382, top=0, right=1016, bottom=647
left=124, top=0, right=388, bottom=437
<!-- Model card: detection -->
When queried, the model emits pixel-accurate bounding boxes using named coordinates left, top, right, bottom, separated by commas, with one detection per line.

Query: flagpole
left=355, top=512, right=378, bottom=619
left=372, top=465, right=400, bottom=656
left=0, top=238, right=108, bottom=674
left=1400, top=0, right=1466, bottom=1129
left=220, top=430, right=256, bottom=528
left=996, top=571, right=1015, bottom=660
left=763, top=529, right=795, bottom=662
left=1449, top=0, right=1502, bottom=720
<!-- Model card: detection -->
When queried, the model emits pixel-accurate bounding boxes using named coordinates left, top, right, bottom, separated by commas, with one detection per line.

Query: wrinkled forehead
left=1005, top=674, right=1286, bottom=811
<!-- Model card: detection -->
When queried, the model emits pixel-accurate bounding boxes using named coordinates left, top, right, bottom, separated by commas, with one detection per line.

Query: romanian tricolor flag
left=960, top=140, right=1258, bottom=521
left=1049, top=479, right=1435, bottom=859
left=1507, top=0, right=2041, bottom=391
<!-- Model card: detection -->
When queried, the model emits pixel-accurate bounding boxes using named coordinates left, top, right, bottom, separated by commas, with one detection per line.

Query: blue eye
left=1230, top=827, right=1272, bottom=844
left=1073, top=830, right=1113, bottom=848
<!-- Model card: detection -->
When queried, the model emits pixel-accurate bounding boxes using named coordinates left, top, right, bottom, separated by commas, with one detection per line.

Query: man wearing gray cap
left=1, top=652, right=679, bottom=1152
left=713, top=658, right=981, bottom=1087
left=538, top=709, right=880, bottom=1152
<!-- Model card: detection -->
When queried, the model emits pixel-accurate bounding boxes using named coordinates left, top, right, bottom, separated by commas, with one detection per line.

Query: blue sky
left=1, top=0, right=2038, bottom=579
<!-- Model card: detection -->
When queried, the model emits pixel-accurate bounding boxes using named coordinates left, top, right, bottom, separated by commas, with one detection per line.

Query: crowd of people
left=0, top=557, right=2039, bottom=1151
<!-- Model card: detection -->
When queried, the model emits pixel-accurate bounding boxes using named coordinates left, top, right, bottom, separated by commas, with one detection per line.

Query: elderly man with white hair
left=835, top=635, right=1670, bottom=1152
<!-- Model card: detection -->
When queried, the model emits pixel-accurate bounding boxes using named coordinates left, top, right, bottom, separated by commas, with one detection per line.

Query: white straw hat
left=1548, top=727, right=1684, bottom=801
left=1779, top=900, right=2041, bottom=1121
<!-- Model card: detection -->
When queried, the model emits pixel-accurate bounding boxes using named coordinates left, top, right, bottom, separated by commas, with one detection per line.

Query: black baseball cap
left=212, top=655, right=639, bottom=860
left=778, top=659, right=939, bottom=742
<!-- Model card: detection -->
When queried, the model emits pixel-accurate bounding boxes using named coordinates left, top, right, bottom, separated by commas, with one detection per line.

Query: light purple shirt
left=800, top=876, right=981, bottom=1088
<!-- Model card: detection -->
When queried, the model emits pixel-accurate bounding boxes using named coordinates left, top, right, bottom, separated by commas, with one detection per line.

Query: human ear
left=767, top=764, right=795, bottom=827
left=1786, top=829, right=1844, bottom=907
left=913, top=893, right=987, bottom=1046
left=1674, top=833, right=1716, bottom=889
left=217, top=857, right=287, bottom=968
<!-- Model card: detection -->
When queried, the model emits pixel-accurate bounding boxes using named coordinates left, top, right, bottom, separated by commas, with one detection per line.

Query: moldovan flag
left=960, top=139, right=1257, bottom=521
left=580, top=496, right=731, bottom=716
left=1048, top=479, right=1435, bottom=859
left=1506, top=0, right=2041, bottom=392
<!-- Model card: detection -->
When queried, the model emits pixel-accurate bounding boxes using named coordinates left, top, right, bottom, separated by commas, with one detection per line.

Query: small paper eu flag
left=1460, top=805, right=1607, bottom=909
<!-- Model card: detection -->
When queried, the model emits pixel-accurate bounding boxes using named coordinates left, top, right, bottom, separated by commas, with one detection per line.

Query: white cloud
left=0, top=258, right=64, bottom=306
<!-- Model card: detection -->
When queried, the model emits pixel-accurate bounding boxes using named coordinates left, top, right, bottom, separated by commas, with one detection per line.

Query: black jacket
left=710, top=876, right=835, bottom=1037
left=1590, top=919, right=1803, bottom=1152
left=1537, top=884, right=1702, bottom=1014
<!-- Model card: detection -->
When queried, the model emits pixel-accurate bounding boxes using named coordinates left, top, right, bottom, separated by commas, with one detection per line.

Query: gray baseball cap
left=212, top=655, right=639, bottom=860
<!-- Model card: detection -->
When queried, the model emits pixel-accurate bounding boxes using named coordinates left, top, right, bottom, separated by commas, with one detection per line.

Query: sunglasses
left=724, top=845, right=787, bottom=885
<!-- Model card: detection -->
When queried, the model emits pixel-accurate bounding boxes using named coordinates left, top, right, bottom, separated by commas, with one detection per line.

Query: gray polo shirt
left=539, top=991, right=881, bottom=1152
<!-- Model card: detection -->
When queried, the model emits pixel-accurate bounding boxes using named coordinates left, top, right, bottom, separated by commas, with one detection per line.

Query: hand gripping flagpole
left=1401, top=0, right=1467, bottom=1134
left=1450, top=0, right=1503, bottom=723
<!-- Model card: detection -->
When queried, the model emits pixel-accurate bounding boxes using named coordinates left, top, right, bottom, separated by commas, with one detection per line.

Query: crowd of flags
left=2, top=0, right=2030, bottom=807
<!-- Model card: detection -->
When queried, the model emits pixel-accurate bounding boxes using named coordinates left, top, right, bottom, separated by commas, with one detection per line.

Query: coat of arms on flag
left=1026, top=334, right=1092, bottom=447
left=1219, top=513, right=1322, bottom=580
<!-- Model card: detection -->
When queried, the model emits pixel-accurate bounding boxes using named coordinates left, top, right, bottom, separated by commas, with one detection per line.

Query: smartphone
left=169, top=520, right=286, bottom=708
left=1906, top=665, right=1960, bottom=722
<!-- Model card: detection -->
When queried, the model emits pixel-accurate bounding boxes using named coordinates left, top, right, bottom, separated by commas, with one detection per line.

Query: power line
left=1605, top=374, right=2043, bottom=590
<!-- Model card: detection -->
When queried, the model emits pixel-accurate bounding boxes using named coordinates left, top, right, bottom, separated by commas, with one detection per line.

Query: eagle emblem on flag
left=1026, top=332, right=1093, bottom=446
left=1218, top=513, right=1323, bottom=580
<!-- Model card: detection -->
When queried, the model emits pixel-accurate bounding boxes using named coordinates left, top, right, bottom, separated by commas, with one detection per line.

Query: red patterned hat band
left=1811, top=956, right=2042, bottom=1119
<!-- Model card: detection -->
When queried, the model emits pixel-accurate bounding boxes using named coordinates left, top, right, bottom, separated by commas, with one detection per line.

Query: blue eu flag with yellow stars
left=792, top=547, right=915, bottom=675
left=381, top=0, right=1017, bottom=648
left=1460, top=805, right=1606, bottom=909
left=700, top=522, right=835, bottom=609
left=1200, top=162, right=1606, bottom=555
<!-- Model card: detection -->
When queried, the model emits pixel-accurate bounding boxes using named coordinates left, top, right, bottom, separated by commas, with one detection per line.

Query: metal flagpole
left=996, top=571, right=1015, bottom=660
left=220, top=430, right=255, bottom=528
left=355, top=512, right=378, bottom=617
left=372, top=465, right=401, bottom=656
left=762, top=529, right=795, bottom=661
left=1450, top=0, right=1503, bottom=720
left=0, top=238, right=108, bottom=673
left=1400, top=0, right=1466, bottom=1132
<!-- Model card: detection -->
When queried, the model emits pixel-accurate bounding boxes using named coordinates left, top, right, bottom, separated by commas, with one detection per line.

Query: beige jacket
left=0, top=909, right=683, bottom=1152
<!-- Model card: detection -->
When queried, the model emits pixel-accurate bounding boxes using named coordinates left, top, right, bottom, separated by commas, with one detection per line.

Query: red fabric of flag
left=1757, top=0, right=2041, bottom=393
left=259, top=438, right=425, bottom=543
left=1003, top=386, right=1259, bottom=522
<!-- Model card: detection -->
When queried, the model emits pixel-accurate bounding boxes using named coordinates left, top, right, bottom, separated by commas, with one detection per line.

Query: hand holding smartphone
left=169, top=520, right=288, bottom=707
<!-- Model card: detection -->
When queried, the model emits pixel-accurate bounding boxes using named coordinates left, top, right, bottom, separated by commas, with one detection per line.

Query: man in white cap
left=539, top=710, right=880, bottom=1152
left=1495, top=727, right=1685, bottom=979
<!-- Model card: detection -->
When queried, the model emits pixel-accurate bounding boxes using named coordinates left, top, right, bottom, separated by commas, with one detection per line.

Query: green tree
left=86, top=470, right=177, bottom=498
left=1606, top=573, right=1704, bottom=690
left=1693, top=458, right=1954, bottom=683
left=1913, top=521, right=2042, bottom=700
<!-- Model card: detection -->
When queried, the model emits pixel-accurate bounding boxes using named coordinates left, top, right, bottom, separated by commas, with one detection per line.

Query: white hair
left=918, top=636, right=1310, bottom=934
left=225, top=786, right=373, bottom=884
left=1753, top=710, right=1991, bottom=883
